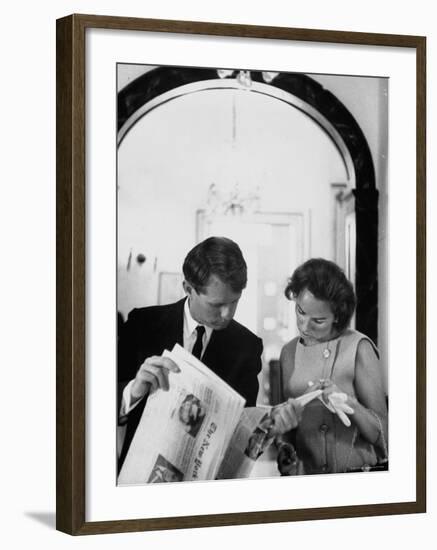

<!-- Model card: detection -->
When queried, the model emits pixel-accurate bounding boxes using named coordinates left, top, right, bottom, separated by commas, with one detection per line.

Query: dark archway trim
left=118, top=67, right=378, bottom=342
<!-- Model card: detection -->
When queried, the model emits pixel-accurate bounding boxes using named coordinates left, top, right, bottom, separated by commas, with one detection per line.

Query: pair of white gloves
left=319, top=388, right=354, bottom=427
left=270, top=380, right=355, bottom=436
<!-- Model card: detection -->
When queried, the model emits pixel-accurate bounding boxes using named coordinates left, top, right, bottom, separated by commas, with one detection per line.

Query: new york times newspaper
left=216, top=406, right=274, bottom=479
left=118, top=344, right=256, bottom=484
left=118, top=344, right=323, bottom=485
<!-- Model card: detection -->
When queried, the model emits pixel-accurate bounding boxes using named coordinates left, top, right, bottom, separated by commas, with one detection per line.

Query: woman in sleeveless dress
left=271, top=258, right=388, bottom=475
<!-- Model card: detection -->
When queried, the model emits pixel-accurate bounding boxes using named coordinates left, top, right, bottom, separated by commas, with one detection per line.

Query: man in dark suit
left=117, top=236, right=263, bottom=468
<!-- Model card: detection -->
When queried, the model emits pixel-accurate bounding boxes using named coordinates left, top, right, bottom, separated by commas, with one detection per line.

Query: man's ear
left=182, top=280, right=192, bottom=296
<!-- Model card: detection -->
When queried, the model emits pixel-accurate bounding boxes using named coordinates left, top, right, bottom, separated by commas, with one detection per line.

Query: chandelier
left=201, top=68, right=274, bottom=219
left=205, top=182, right=261, bottom=218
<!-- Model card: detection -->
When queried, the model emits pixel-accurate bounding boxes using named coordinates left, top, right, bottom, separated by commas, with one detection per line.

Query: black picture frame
left=56, top=13, right=426, bottom=535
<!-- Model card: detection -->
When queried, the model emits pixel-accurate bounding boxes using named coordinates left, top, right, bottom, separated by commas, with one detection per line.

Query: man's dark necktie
left=192, top=325, right=205, bottom=359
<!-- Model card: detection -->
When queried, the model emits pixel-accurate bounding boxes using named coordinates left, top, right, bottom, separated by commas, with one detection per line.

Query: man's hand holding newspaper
left=118, top=345, right=321, bottom=485
left=130, top=355, right=181, bottom=401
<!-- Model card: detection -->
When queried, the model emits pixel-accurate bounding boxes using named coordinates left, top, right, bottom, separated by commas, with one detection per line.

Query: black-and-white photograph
left=176, top=393, right=207, bottom=437
left=116, top=62, right=389, bottom=484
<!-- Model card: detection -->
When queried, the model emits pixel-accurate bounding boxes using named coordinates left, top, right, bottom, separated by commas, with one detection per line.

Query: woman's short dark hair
left=285, top=258, right=356, bottom=333
left=183, top=236, right=247, bottom=293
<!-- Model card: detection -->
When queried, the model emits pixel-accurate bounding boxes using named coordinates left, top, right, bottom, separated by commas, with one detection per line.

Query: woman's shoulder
left=341, top=328, right=373, bottom=343
left=340, top=329, right=379, bottom=358
left=280, top=336, right=300, bottom=361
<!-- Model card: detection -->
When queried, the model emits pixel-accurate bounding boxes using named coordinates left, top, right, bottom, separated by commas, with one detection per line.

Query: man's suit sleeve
left=241, top=335, right=263, bottom=407
left=117, top=308, right=151, bottom=468
left=117, top=308, right=145, bottom=416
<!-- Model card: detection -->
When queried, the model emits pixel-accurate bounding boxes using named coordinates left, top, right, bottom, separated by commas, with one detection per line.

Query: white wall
left=312, top=74, right=388, bottom=190
left=117, top=66, right=389, bottom=387
left=1, top=1, right=434, bottom=550
left=117, top=85, right=347, bottom=316
left=311, top=74, right=390, bottom=387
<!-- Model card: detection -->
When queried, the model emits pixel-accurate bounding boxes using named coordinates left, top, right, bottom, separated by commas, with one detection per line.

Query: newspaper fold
left=118, top=344, right=322, bottom=485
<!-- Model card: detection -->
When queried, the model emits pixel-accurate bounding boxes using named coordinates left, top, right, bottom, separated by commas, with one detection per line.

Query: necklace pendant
left=323, top=348, right=331, bottom=359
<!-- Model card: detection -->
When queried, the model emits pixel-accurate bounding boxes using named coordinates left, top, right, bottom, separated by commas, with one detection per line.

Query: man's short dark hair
left=183, top=237, right=247, bottom=293
left=285, top=258, right=356, bottom=333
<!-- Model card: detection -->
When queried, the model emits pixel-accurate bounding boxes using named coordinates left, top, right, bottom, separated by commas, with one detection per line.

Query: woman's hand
left=319, top=380, right=355, bottom=426
left=270, top=399, right=303, bottom=435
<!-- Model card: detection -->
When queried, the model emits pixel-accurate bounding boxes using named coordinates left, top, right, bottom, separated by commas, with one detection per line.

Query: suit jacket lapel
left=202, top=328, right=229, bottom=378
left=159, top=299, right=185, bottom=351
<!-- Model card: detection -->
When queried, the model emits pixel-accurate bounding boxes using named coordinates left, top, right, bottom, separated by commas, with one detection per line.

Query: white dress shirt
left=183, top=298, right=213, bottom=358
left=120, top=299, right=213, bottom=417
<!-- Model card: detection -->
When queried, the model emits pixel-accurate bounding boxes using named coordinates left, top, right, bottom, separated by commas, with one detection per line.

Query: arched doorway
left=117, top=66, right=378, bottom=343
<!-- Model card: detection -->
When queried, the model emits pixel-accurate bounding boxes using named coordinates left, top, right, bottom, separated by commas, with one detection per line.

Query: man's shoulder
left=227, top=318, right=262, bottom=344
left=126, top=300, right=184, bottom=323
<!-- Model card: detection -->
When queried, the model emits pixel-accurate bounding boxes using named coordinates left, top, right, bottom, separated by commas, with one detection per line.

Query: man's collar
left=183, top=298, right=213, bottom=340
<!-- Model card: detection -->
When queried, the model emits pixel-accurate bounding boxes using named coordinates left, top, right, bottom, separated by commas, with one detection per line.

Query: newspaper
left=118, top=344, right=322, bottom=485
left=216, top=389, right=325, bottom=480
left=216, top=406, right=274, bottom=480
